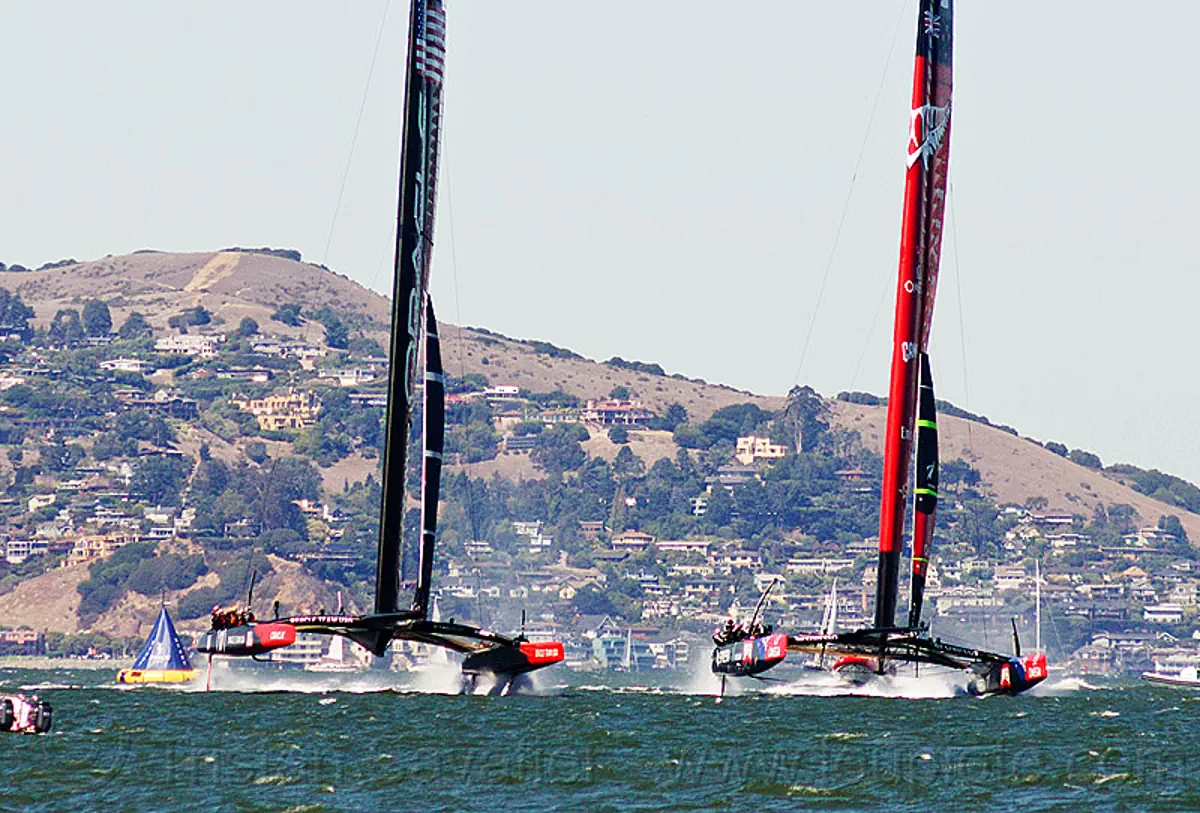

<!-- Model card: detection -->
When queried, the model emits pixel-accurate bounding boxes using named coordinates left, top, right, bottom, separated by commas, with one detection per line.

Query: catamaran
left=714, top=0, right=1046, bottom=697
left=196, top=0, right=563, bottom=692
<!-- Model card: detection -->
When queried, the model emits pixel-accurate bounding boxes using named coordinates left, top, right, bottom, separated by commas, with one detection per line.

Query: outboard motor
left=1, top=698, right=13, bottom=732
left=34, top=700, right=52, bottom=733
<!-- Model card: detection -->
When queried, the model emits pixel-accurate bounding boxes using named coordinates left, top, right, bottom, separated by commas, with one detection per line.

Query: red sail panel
left=875, top=0, right=953, bottom=629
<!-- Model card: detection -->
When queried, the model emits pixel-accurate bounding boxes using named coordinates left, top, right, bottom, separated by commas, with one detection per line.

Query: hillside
left=2, top=248, right=1192, bottom=528
left=834, top=401, right=1200, bottom=541
left=1, top=250, right=776, bottom=422
left=4, top=247, right=1200, bottom=657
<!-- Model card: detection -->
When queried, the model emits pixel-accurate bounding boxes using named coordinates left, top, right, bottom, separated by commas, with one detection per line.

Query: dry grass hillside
left=833, top=400, right=1200, bottom=541
left=0, top=250, right=390, bottom=338
left=2, top=250, right=779, bottom=422
left=4, top=247, right=1198, bottom=555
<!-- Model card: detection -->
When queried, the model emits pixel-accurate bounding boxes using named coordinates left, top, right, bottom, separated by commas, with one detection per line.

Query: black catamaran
left=198, top=0, right=564, bottom=689
left=714, top=0, right=1046, bottom=697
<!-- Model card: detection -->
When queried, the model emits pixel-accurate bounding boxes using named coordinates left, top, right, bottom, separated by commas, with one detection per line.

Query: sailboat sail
left=376, top=0, right=448, bottom=616
left=875, top=0, right=953, bottom=629
left=907, top=354, right=939, bottom=627
left=413, top=299, right=445, bottom=616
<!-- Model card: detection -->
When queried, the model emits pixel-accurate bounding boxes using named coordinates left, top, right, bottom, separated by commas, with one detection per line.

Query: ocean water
left=2, top=664, right=1199, bottom=812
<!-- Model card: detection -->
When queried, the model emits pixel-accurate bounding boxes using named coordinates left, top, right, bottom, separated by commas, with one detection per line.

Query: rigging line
left=948, top=175, right=972, bottom=453
left=848, top=283, right=890, bottom=392
left=442, top=138, right=485, bottom=551
left=322, top=0, right=393, bottom=266
left=791, top=0, right=909, bottom=387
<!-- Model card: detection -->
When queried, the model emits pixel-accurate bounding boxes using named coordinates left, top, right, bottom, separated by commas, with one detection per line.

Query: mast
left=874, top=0, right=953, bottom=629
left=376, top=0, right=447, bottom=615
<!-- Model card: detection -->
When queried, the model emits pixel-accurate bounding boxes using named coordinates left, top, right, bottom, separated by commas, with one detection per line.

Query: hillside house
left=735, top=436, right=788, bottom=466
left=251, top=337, right=325, bottom=361
left=786, top=557, right=855, bottom=575
left=580, top=399, right=653, bottom=427
left=612, top=530, right=655, bottom=552
left=656, top=539, right=709, bottom=557
left=155, top=334, right=224, bottom=358
left=317, top=368, right=378, bottom=387
left=99, top=358, right=150, bottom=374
left=66, top=533, right=135, bottom=566
left=1145, top=603, right=1185, bottom=624
left=234, top=388, right=321, bottom=431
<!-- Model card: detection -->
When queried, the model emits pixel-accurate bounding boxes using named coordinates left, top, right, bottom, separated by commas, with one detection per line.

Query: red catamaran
left=714, top=0, right=1046, bottom=697
left=197, top=0, right=563, bottom=692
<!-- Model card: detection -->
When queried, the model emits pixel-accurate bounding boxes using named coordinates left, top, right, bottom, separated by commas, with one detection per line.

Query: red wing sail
left=875, top=0, right=953, bottom=628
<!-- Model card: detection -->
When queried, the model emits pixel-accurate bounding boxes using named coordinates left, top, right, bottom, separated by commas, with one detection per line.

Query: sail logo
left=901, top=341, right=917, bottom=362
left=907, top=100, right=951, bottom=169
left=415, top=2, right=447, bottom=86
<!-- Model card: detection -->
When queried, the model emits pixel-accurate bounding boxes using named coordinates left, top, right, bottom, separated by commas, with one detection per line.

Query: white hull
left=1142, top=671, right=1200, bottom=688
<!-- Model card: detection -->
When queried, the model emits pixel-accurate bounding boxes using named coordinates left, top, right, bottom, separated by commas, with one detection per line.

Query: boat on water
left=714, top=0, right=1046, bottom=698
left=1142, top=667, right=1200, bottom=688
left=2, top=694, right=51, bottom=734
left=117, top=604, right=198, bottom=685
left=306, top=632, right=361, bottom=674
left=195, top=0, right=563, bottom=692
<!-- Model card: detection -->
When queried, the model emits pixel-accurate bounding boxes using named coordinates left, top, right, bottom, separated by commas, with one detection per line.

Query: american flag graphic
left=415, top=1, right=447, bottom=85
left=922, top=10, right=941, bottom=37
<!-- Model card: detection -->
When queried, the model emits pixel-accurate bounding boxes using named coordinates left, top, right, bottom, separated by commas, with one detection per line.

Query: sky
left=3, top=2, right=1199, bottom=483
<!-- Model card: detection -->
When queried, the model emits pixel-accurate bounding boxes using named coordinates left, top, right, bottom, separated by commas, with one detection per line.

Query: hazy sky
left=4, top=2, right=1199, bottom=483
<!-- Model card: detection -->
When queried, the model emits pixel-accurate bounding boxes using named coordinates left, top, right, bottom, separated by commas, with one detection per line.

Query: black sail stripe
left=413, top=298, right=444, bottom=617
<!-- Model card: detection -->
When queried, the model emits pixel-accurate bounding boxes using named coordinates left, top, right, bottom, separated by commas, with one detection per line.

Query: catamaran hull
left=461, top=641, right=565, bottom=677
left=195, top=623, right=297, bottom=657
left=967, top=653, right=1048, bottom=697
left=711, top=633, right=788, bottom=677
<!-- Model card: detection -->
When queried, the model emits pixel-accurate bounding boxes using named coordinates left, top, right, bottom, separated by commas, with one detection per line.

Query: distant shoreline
left=0, top=656, right=127, bottom=670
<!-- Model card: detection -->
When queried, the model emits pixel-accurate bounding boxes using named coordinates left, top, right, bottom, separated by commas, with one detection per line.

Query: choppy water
left=3, top=665, right=1199, bottom=811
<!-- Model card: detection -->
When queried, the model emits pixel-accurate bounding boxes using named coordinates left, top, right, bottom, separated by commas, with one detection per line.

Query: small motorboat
left=2, top=694, right=52, bottom=733
left=1142, top=665, right=1200, bottom=688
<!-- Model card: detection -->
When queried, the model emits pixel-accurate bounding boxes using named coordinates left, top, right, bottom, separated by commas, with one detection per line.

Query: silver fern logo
left=907, top=100, right=951, bottom=169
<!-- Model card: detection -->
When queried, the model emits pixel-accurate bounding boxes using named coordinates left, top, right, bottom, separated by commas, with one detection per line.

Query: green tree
left=118, top=311, right=153, bottom=340
left=609, top=385, right=630, bottom=400
left=49, top=308, right=84, bottom=345
left=82, top=299, right=113, bottom=336
left=131, top=456, right=192, bottom=505
left=650, top=403, right=687, bottom=432
left=0, top=288, right=36, bottom=341
left=235, top=317, right=259, bottom=338
left=1159, top=514, right=1190, bottom=546
left=608, top=425, right=629, bottom=444
left=271, top=303, right=303, bottom=327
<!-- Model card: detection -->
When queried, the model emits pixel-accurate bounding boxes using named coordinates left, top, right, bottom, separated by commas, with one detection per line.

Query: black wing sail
left=376, top=0, right=447, bottom=616
left=907, top=353, right=939, bottom=628
left=413, top=299, right=444, bottom=617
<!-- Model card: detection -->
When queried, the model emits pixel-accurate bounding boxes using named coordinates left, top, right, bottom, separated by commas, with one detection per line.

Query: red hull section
left=195, top=623, right=297, bottom=657
left=519, top=641, right=565, bottom=669
left=462, top=639, right=565, bottom=677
